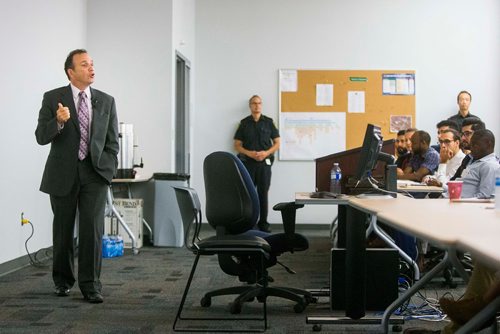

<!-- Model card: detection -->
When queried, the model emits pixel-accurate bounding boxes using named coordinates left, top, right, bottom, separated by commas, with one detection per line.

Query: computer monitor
left=354, top=124, right=384, bottom=182
left=354, top=124, right=397, bottom=194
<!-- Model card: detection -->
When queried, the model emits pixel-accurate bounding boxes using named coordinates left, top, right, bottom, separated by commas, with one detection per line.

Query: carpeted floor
left=0, top=231, right=470, bottom=333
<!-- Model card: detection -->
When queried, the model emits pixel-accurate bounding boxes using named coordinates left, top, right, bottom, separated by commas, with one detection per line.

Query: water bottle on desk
left=330, top=162, right=342, bottom=195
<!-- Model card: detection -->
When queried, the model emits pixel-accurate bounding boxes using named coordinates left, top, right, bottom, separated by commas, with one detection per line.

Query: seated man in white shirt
left=423, top=129, right=465, bottom=187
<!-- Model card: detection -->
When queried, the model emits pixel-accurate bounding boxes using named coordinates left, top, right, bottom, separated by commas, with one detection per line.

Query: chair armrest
left=273, top=202, right=304, bottom=236
left=273, top=202, right=304, bottom=211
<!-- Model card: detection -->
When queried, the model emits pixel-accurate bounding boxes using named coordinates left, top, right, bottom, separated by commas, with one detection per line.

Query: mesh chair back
left=174, top=186, right=202, bottom=251
left=203, top=151, right=259, bottom=235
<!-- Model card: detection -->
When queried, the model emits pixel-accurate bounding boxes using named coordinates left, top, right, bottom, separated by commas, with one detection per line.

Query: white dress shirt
left=435, top=149, right=466, bottom=186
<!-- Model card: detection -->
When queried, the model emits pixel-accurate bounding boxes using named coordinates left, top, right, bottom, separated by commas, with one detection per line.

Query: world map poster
left=279, top=112, right=346, bottom=160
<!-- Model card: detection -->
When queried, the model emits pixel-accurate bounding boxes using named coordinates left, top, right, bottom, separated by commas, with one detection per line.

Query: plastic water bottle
left=115, top=236, right=124, bottom=257
left=495, top=168, right=500, bottom=212
left=330, top=162, right=342, bottom=195
left=102, top=235, right=113, bottom=258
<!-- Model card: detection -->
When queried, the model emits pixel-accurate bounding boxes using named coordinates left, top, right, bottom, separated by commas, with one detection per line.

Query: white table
left=375, top=200, right=499, bottom=333
left=301, top=192, right=499, bottom=333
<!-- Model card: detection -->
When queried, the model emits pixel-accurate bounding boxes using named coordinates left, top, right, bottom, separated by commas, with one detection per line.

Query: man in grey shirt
left=460, top=129, right=498, bottom=199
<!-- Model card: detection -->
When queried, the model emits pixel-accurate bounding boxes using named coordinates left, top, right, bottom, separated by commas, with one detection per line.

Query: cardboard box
left=105, top=198, right=143, bottom=249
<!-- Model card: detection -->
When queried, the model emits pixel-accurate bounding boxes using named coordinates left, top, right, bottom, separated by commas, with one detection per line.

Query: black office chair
left=172, top=152, right=314, bottom=332
left=173, top=185, right=272, bottom=332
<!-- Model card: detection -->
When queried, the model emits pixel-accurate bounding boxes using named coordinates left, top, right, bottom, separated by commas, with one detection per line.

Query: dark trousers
left=50, top=157, right=107, bottom=293
left=243, top=160, right=272, bottom=224
left=379, top=223, right=418, bottom=261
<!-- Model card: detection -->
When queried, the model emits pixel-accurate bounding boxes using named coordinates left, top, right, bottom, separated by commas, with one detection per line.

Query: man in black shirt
left=447, top=90, right=478, bottom=128
left=234, top=95, right=280, bottom=232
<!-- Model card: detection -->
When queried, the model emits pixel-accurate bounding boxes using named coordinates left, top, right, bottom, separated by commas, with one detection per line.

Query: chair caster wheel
left=200, top=296, right=211, bottom=307
left=392, top=325, right=403, bottom=332
left=230, top=302, right=242, bottom=314
left=312, top=324, right=322, bottom=331
left=293, top=302, right=306, bottom=313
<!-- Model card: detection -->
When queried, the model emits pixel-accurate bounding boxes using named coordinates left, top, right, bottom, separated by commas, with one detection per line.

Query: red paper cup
left=447, top=180, right=463, bottom=200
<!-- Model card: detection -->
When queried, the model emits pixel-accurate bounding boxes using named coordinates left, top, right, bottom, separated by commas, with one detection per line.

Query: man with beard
left=449, top=118, right=485, bottom=181
left=395, top=129, right=408, bottom=166
left=396, top=128, right=417, bottom=173
left=397, top=130, right=439, bottom=182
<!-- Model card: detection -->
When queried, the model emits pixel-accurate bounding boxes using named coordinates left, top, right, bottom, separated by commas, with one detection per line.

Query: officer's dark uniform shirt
left=234, top=115, right=280, bottom=161
left=447, top=112, right=478, bottom=129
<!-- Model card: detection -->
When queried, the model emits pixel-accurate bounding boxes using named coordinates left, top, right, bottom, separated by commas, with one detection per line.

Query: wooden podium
left=315, top=139, right=395, bottom=194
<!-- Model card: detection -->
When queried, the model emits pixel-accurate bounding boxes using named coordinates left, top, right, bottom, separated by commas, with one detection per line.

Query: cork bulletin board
left=279, top=69, right=415, bottom=160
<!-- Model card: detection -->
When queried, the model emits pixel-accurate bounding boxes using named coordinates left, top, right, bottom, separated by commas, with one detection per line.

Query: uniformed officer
left=234, top=95, right=280, bottom=232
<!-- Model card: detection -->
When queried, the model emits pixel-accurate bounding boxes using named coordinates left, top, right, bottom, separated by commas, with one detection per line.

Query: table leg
left=381, top=252, right=452, bottom=333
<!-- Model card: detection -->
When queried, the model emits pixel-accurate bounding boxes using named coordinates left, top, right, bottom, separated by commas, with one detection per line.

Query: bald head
left=470, top=129, right=495, bottom=160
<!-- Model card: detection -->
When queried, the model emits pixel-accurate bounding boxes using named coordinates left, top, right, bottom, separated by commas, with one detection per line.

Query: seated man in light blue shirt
left=460, top=129, right=498, bottom=199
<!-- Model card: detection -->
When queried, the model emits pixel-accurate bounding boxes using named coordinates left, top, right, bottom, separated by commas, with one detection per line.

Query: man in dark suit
left=35, top=49, right=119, bottom=304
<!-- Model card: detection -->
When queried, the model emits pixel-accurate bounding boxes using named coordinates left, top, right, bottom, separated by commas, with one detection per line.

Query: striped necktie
left=77, top=91, right=90, bottom=160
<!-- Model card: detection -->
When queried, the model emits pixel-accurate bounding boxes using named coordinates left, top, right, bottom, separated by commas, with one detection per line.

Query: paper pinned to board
left=348, top=91, right=365, bottom=113
left=279, top=69, right=298, bottom=92
left=316, top=84, right=334, bottom=106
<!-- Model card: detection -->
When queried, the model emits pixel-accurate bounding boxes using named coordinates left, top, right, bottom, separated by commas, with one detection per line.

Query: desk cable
left=21, top=213, right=52, bottom=267
left=366, top=176, right=405, bottom=197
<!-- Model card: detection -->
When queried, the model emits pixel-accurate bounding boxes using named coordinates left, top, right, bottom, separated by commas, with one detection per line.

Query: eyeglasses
left=438, top=139, right=454, bottom=145
left=461, top=131, right=473, bottom=137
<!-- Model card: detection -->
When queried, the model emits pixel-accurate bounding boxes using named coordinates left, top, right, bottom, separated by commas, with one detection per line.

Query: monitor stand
left=384, top=164, right=397, bottom=197
left=354, top=163, right=397, bottom=199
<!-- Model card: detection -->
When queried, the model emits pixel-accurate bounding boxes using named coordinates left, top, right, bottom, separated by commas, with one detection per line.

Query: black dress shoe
left=83, top=292, right=104, bottom=304
left=54, top=286, right=70, bottom=297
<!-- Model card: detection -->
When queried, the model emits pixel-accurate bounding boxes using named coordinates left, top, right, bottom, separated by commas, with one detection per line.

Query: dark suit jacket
left=35, top=85, right=119, bottom=196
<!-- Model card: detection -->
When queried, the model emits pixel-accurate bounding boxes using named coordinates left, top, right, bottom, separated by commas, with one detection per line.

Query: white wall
left=1, top=0, right=498, bottom=265
left=0, top=0, right=87, bottom=265
left=0, top=0, right=196, bottom=265
left=193, top=0, right=500, bottom=225
left=87, top=0, right=174, bottom=178
left=86, top=0, right=195, bottom=178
